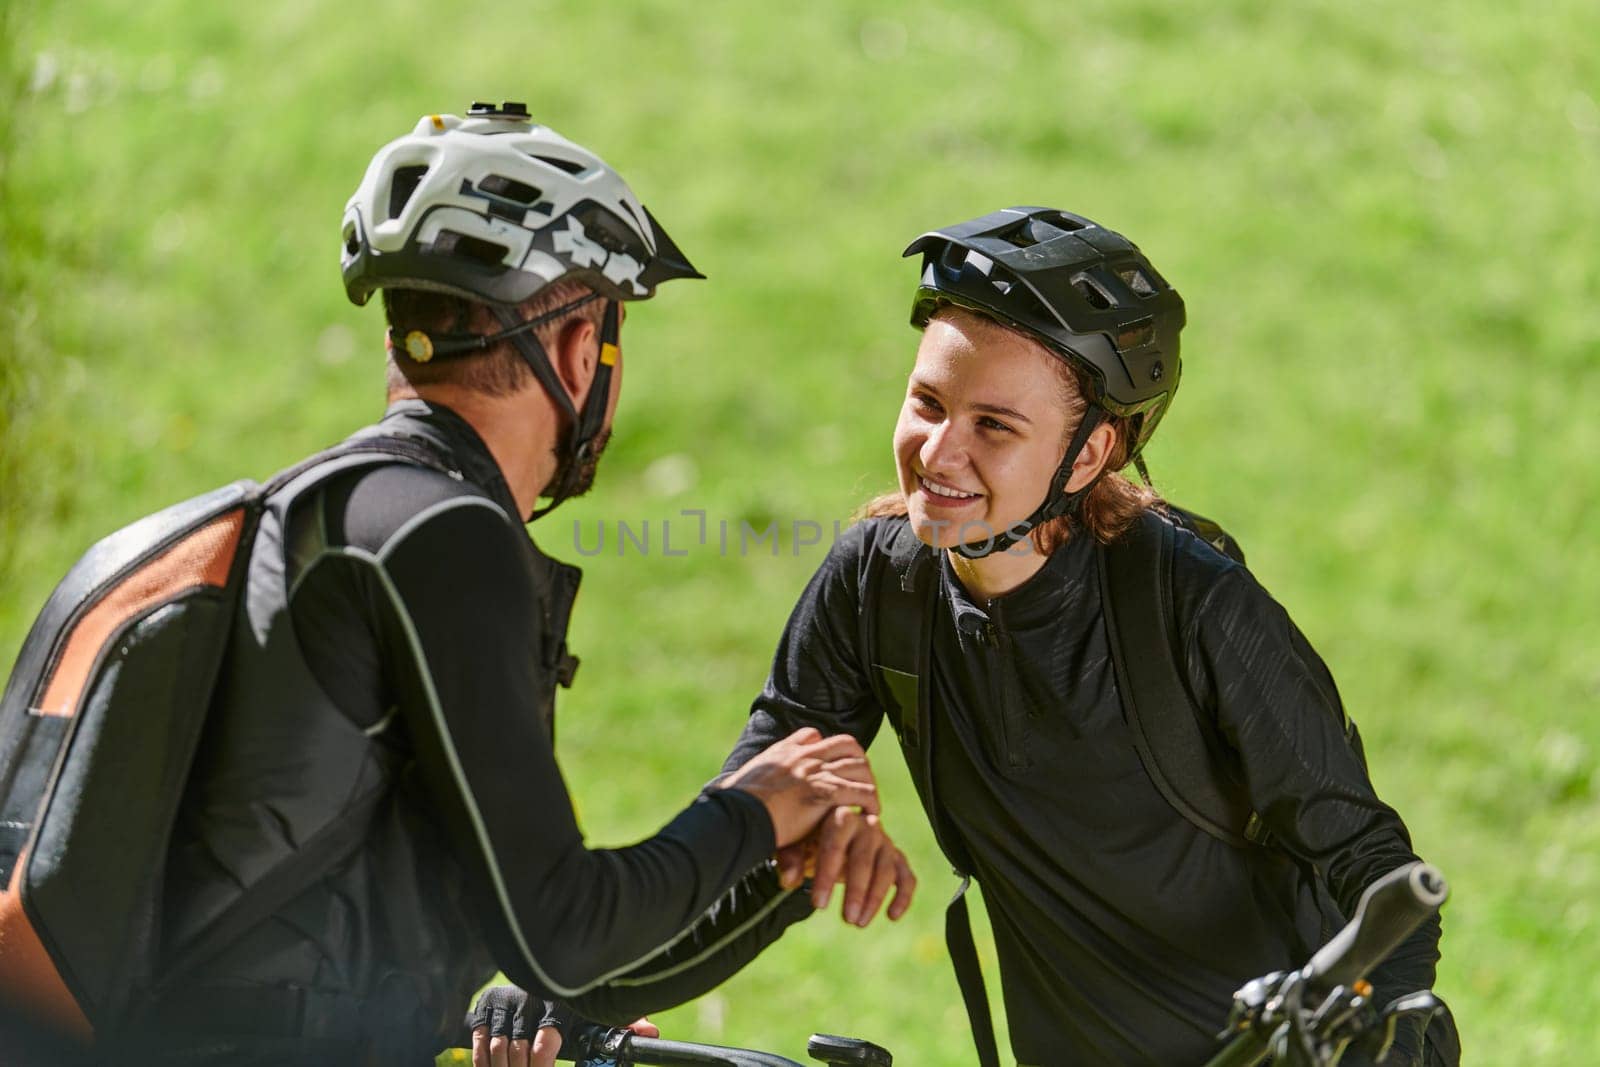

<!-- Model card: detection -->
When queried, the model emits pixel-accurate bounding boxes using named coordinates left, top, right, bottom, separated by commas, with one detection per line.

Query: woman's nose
left=921, top=419, right=966, bottom=472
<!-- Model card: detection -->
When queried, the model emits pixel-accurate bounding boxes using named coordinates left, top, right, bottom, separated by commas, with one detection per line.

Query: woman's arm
left=1180, top=559, right=1442, bottom=1058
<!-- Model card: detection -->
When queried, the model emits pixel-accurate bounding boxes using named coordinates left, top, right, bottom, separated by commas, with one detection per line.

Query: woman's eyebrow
left=910, top=377, right=1032, bottom=424
left=971, top=401, right=1032, bottom=424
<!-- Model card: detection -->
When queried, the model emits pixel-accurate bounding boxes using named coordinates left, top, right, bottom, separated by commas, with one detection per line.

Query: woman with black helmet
left=710, top=207, right=1456, bottom=1065
left=471, top=207, right=1455, bottom=1064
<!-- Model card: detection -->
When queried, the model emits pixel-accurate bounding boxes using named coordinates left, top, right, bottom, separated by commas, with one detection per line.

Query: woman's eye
left=912, top=393, right=943, bottom=414
left=979, top=417, right=1013, bottom=433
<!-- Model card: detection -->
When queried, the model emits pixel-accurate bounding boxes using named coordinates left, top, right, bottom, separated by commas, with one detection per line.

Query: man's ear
left=550, top=316, right=599, bottom=405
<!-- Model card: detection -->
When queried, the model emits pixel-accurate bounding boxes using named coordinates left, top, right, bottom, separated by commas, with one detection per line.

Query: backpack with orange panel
left=0, top=435, right=448, bottom=1043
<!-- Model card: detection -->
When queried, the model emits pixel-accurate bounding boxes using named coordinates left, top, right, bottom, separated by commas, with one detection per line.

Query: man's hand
left=718, top=727, right=878, bottom=848
left=776, top=808, right=917, bottom=926
left=470, top=988, right=656, bottom=1067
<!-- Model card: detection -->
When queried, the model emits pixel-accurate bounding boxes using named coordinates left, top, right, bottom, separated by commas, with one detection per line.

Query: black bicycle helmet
left=903, top=207, right=1185, bottom=556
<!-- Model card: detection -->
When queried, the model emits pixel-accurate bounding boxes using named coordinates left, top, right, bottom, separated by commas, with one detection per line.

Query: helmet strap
left=952, top=405, right=1107, bottom=560
left=496, top=299, right=620, bottom=520
left=391, top=291, right=604, bottom=362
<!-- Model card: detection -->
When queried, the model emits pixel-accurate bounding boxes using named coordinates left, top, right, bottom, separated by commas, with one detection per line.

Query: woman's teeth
left=921, top=477, right=978, bottom=500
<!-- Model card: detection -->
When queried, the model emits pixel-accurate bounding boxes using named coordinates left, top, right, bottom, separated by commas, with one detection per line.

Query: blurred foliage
left=3, top=0, right=1598, bottom=1061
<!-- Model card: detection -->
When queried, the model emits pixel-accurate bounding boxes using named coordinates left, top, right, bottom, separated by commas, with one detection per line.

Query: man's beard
left=547, top=427, right=612, bottom=503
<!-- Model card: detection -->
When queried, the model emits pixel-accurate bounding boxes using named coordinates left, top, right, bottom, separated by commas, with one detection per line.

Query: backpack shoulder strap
left=1163, top=503, right=1248, bottom=566
left=263, top=433, right=461, bottom=500
left=149, top=785, right=388, bottom=1003
left=863, top=519, right=935, bottom=750
left=1098, top=509, right=1262, bottom=848
left=859, top=521, right=1001, bottom=1067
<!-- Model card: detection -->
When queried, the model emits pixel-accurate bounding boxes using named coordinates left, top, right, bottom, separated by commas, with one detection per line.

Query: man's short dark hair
left=383, top=279, right=603, bottom=398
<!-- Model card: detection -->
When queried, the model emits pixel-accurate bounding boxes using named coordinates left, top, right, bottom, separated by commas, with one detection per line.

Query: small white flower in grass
left=29, top=52, right=59, bottom=94
left=643, top=453, right=697, bottom=498
left=318, top=324, right=356, bottom=366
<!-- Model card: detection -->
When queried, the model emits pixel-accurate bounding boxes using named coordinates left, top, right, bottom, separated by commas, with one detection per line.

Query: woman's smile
left=915, top=473, right=984, bottom=509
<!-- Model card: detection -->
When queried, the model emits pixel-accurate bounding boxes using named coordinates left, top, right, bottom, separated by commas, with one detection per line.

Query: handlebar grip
left=1303, top=862, right=1448, bottom=991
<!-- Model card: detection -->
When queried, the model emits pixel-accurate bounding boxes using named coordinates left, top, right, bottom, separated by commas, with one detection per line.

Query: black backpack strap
left=150, top=785, right=389, bottom=1000
left=1098, top=510, right=1262, bottom=848
left=946, top=878, right=1001, bottom=1067
left=861, top=521, right=1000, bottom=1067
left=1162, top=504, right=1248, bottom=566
left=865, top=521, right=935, bottom=750
left=263, top=433, right=460, bottom=498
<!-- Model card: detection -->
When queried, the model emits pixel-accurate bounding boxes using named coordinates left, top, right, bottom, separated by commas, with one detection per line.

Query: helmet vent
left=621, top=201, right=650, bottom=243
left=939, top=243, right=968, bottom=273
left=387, top=165, right=429, bottom=222
left=963, top=250, right=995, bottom=276
left=1117, top=267, right=1157, bottom=297
left=477, top=174, right=543, bottom=206
left=573, top=205, right=643, bottom=256
left=998, top=220, right=1042, bottom=248
left=1071, top=274, right=1118, bottom=310
left=428, top=230, right=510, bottom=267
left=530, top=153, right=587, bottom=176
left=997, top=213, right=1086, bottom=249
left=1042, top=211, right=1088, bottom=231
left=1116, top=318, right=1155, bottom=351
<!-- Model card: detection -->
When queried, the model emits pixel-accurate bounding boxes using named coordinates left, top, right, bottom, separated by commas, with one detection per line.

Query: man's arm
left=352, top=485, right=874, bottom=1002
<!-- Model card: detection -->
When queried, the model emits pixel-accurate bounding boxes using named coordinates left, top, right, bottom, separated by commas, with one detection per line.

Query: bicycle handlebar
left=560, top=1024, right=807, bottom=1066
left=1302, top=862, right=1447, bottom=992
left=1204, top=861, right=1448, bottom=1067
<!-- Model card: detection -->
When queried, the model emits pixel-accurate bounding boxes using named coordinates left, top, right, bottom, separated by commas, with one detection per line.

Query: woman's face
left=893, top=311, right=1072, bottom=549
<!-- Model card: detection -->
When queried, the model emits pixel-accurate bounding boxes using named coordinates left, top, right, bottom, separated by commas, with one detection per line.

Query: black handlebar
left=558, top=1026, right=893, bottom=1066
left=1302, top=862, right=1448, bottom=992
left=561, top=1024, right=807, bottom=1066
left=1205, top=861, right=1449, bottom=1067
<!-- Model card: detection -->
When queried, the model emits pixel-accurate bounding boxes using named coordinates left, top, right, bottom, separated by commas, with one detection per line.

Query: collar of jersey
left=378, top=398, right=524, bottom=524
left=938, top=533, right=1094, bottom=639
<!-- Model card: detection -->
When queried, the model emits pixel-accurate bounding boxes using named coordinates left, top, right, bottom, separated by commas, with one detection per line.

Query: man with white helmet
left=123, top=104, right=899, bottom=1065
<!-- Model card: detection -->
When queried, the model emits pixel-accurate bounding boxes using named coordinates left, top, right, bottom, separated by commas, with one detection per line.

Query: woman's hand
left=718, top=727, right=879, bottom=848
left=776, top=807, right=917, bottom=925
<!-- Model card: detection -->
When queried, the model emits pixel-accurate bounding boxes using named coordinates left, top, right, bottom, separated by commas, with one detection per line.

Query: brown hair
left=383, top=279, right=605, bottom=399
left=859, top=306, right=1162, bottom=550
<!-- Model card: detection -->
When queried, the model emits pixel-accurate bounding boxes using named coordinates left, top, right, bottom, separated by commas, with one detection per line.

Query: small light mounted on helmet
left=465, top=100, right=532, bottom=120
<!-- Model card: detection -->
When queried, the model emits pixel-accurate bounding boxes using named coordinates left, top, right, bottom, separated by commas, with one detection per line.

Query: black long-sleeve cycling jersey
left=147, top=401, right=784, bottom=1063
left=715, top=516, right=1443, bottom=1066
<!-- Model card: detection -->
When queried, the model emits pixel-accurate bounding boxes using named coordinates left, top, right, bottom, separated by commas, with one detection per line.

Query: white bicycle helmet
left=341, top=102, right=701, bottom=307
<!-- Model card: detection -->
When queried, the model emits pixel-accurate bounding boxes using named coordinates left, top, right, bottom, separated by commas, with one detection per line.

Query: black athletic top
left=151, top=401, right=782, bottom=1063
left=720, top=516, right=1442, bottom=1066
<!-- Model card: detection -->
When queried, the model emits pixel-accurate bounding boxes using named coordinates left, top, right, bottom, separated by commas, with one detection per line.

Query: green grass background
left=3, top=1, right=1597, bottom=1061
